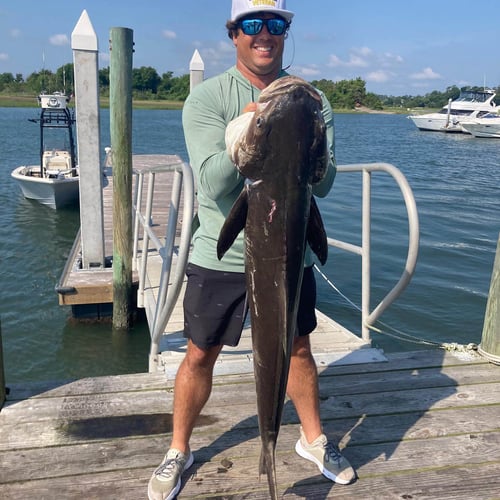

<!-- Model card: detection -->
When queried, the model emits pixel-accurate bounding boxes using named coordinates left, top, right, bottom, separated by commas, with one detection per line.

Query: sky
left=1, top=0, right=500, bottom=97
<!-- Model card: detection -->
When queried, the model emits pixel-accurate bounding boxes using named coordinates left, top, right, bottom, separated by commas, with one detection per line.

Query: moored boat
left=460, top=112, right=500, bottom=138
left=408, top=88, right=498, bottom=133
left=11, top=91, right=79, bottom=209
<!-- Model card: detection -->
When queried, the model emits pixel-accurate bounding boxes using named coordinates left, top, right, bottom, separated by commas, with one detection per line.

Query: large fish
left=217, top=75, right=329, bottom=499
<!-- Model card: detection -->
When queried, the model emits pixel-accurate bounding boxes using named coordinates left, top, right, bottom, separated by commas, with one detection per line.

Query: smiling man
left=147, top=2, right=356, bottom=499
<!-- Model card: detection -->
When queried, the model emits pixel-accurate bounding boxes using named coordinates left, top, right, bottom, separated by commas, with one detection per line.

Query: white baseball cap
left=231, top=0, right=294, bottom=23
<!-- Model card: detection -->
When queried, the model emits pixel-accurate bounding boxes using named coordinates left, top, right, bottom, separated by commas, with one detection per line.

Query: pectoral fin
left=217, top=189, right=248, bottom=260
left=307, top=196, right=328, bottom=265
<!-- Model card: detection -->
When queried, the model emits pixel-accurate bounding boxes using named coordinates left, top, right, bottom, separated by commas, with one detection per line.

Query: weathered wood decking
left=1, top=349, right=499, bottom=499
left=36, top=155, right=500, bottom=498
left=57, top=155, right=184, bottom=308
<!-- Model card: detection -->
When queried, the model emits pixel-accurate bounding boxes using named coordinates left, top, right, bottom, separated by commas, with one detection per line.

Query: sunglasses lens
left=240, top=19, right=263, bottom=35
left=240, top=18, right=287, bottom=36
left=267, top=19, right=287, bottom=35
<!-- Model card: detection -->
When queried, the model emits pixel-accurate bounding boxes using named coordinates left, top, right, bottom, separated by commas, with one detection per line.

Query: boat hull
left=460, top=122, right=500, bottom=138
left=408, top=114, right=464, bottom=132
left=11, top=166, right=79, bottom=209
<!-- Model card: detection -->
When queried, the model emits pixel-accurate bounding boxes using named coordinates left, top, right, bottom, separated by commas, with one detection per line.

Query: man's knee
left=184, top=340, right=222, bottom=371
left=292, top=335, right=312, bottom=359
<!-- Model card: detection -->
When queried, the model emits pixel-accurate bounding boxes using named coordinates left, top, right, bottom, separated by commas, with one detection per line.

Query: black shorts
left=183, top=263, right=317, bottom=349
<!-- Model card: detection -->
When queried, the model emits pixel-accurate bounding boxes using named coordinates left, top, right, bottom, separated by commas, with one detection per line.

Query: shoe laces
left=155, top=456, right=182, bottom=479
left=323, top=441, right=344, bottom=467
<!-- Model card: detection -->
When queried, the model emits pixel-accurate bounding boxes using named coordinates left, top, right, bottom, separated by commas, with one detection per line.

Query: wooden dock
left=56, top=155, right=185, bottom=310
left=56, top=155, right=383, bottom=367
left=1, top=348, right=499, bottom=499
left=21, top=155, right=498, bottom=498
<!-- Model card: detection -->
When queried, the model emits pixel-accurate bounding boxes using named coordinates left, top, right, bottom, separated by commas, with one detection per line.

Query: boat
left=408, top=88, right=499, bottom=133
left=11, top=91, right=79, bottom=209
left=460, top=112, right=500, bottom=138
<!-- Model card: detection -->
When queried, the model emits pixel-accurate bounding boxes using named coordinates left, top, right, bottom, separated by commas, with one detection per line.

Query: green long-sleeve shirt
left=182, top=65, right=336, bottom=273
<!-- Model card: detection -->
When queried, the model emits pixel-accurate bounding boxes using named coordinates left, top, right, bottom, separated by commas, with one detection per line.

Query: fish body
left=217, top=75, right=329, bottom=498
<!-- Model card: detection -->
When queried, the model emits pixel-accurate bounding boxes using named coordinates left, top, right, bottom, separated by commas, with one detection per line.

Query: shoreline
left=0, top=95, right=407, bottom=113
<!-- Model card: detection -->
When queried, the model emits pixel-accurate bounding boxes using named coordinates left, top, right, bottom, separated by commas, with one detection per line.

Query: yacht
left=408, top=89, right=498, bottom=133
left=460, top=112, right=500, bottom=138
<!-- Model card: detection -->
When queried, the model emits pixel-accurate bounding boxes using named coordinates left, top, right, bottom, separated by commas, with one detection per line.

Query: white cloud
left=0, top=53, right=8, bottom=61
left=10, top=29, right=21, bottom=38
left=328, top=52, right=368, bottom=68
left=49, top=34, right=69, bottom=46
left=327, top=46, right=403, bottom=70
left=366, top=70, right=392, bottom=83
left=295, top=65, right=321, bottom=77
left=162, top=30, right=177, bottom=40
left=382, top=52, right=404, bottom=65
left=410, top=67, right=442, bottom=80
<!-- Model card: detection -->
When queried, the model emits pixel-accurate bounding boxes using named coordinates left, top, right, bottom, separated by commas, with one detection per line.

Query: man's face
left=233, top=13, right=286, bottom=83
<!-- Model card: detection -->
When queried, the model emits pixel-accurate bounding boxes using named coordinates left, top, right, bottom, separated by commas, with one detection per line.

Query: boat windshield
left=455, top=90, right=494, bottom=103
left=438, top=109, right=474, bottom=116
left=481, top=112, right=500, bottom=119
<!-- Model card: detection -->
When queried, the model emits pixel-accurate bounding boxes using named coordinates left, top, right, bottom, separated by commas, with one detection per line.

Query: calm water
left=0, top=108, right=498, bottom=384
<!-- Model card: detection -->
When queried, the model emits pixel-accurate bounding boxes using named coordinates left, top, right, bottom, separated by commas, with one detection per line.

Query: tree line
left=1, top=63, right=499, bottom=110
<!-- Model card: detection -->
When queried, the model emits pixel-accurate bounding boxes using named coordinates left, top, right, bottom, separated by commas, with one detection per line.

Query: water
left=0, top=108, right=498, bottom=383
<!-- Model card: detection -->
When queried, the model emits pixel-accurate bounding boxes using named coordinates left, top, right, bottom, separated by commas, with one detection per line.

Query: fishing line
left=282, top=28, right=295, bottom=71
left=313, top=263, right=477, bottom=352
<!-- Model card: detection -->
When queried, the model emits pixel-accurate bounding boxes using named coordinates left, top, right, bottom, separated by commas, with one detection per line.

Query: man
left=148, top=1, right=356, bottom=499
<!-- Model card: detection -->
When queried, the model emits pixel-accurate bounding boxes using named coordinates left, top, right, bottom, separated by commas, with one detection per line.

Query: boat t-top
left=11, top=91, right=80, bottom=209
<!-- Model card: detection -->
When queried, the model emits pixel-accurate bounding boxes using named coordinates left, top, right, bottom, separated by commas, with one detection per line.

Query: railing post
left=361, top=169, right=372, bottom=342
left=110, top=27, right=134, bottom=330
left=478, top=233, right=500, bottom=364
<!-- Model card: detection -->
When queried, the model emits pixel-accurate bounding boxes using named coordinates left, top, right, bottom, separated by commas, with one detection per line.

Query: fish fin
left=307, top=196, right=328, bottom=265
left=217, top=189, right=248, bottom=260
left=260, top=447, right=279, bottom=500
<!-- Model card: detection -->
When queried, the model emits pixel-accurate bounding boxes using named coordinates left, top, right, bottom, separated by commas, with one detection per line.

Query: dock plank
left=1, top=350, right=500, bottom=499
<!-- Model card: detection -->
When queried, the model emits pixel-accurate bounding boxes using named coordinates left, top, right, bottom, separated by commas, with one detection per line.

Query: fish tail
left=260, top=446, right=279, bottom=500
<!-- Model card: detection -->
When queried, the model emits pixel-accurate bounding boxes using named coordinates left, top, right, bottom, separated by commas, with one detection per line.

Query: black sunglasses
left=239, top=17, right=289, bottom=36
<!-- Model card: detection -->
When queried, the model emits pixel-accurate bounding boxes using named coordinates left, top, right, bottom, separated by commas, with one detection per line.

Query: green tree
left=132, top=66, right=161, bottom=94
left=56, top=63, right=74, bottom=94
left=99, top=67, right=110, bottom=95
left=0, top=72, right=15, bottom=92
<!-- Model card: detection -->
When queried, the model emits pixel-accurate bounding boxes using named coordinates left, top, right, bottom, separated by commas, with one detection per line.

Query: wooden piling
left=109, top=27, right=134, bottom=330
left=478, top=233, right=500, bottom=364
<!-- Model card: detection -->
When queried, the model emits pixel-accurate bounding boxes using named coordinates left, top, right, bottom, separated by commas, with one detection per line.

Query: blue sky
left=1, top=0, right=500, bottom=96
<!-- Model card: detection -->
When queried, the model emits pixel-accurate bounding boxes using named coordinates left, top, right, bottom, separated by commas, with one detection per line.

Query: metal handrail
left=134, top=160, right=418, bottom=371
left=330, top=163, right=420, bottom=341
left=131, top=161, right=194, bottom=372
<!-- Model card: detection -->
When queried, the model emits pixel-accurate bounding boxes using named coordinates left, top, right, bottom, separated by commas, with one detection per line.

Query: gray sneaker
left=148, top=448, right=194, bottom=500
left=295, top=428, right=356, bottom=485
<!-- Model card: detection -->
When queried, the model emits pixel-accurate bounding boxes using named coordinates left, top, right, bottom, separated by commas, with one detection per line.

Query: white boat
left=408, top=89, right=499, bottom=133
left=460, top=112, right=500, bottom=138
left=11, top=92, right=79, bottom=209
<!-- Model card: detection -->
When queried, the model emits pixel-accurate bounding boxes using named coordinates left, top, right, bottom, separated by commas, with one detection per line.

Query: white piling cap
left=190, top=50, right=204, bottom=71
left=72, top=10, right=98, bottom=51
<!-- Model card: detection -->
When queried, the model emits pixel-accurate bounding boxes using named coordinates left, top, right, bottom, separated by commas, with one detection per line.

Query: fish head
left=233, top=75, right=328, bottom=185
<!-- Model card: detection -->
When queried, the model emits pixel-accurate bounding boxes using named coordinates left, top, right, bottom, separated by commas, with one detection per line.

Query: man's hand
left=242, top=102, right=257, bottom=113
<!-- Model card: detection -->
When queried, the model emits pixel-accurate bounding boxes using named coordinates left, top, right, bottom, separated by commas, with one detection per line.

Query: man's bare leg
left=287, top=335, right=322, bottom=442
left=170, top=340, right=223, bottom=453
